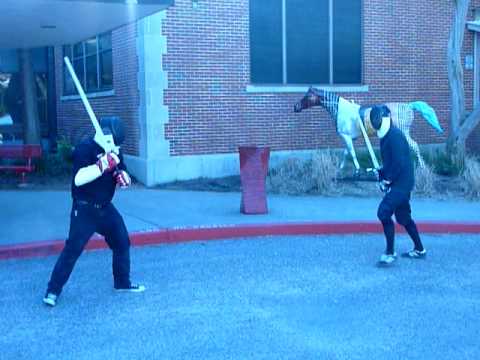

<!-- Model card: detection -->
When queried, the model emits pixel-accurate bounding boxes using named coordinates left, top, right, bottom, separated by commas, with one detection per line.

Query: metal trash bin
left=239, top=146, right=270, bottom=214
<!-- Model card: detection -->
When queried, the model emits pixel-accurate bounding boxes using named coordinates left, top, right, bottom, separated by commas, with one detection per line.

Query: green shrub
left=57, top=136, right=74, bottom=164
left=37, top=137, right=74, bottom=177
left=354, top=148, right=382, bottom=169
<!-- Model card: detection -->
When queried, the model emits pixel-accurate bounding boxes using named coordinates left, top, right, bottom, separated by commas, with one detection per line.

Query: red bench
left=0, top=144, right=42, bottom=184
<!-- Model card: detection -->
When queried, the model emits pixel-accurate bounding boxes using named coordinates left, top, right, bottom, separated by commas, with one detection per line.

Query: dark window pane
left=249, top=0, right=283, bottom=84
left=100, top=50, right=113, bottom=88
left=73, top=58, right=84, bottom=88
left=333, top=0, right=362, bottom=84
left=286, top=0, right=329, bottom=84
left=86, top=54, right=98, bottom=91
left=99, top=33, right=112, bottom=51
left=85, top=37, right=97, bottom=56
left=63, top=67, right=76, bottom=95
left=62, top=45, right=72, bottom=59
left=73, top=43, right=83, bottom=58
left=63, top=45, right=75, bottom=95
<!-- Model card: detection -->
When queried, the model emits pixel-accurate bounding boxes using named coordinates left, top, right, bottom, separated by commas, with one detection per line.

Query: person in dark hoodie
left=43, top=117, right=145, bottom=307
left=370, top=105, right=426, bottom=266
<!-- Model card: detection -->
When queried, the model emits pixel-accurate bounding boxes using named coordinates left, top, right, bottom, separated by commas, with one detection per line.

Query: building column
left=20, top=49, right=41, bottom=145
left=126, top=11, right=170, bottom=186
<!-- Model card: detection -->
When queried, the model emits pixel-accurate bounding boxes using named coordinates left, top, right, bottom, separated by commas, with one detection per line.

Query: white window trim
left=61, top=89, right=115, bottom=101
left=246, top=85, right=369, bottom=93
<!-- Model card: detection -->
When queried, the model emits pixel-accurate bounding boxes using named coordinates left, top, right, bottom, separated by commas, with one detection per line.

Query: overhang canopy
left=0, top=0, right=174, bottom=49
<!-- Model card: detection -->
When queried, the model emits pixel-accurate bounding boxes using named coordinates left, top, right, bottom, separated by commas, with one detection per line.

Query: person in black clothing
left=43, top=117, right=145, bottom=307
left=370, top=105, right=427, bottom=266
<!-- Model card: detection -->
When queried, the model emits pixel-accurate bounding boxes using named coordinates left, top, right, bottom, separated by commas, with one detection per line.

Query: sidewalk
left=0, top=189, right=479, bottom=259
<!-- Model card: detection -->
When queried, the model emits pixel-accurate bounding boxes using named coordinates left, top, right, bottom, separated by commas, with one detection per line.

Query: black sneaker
left=114, top=284, right=146, bottom=293
left=401, top=249, right=427, bottom=259
left=43, top=292, right=58, bottom=307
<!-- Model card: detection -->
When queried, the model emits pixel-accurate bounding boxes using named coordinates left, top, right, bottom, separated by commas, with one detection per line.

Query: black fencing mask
left=370, top=105, right=390, bottom=130
left=100, top=117, right=125, bottom=145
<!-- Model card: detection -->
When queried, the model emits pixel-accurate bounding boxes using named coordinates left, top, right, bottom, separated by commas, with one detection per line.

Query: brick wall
left=54, top=1, right=480, bottom=157
left=55, top=23, right=140, bottom=156
left=162, top=0, right=480, bottom=156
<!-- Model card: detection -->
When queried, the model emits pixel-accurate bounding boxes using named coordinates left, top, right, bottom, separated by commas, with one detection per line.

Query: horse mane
left=313, top=88, right=340, bottom=121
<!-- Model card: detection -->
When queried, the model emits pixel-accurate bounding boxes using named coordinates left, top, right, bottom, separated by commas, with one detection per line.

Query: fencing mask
left=100, top=117, right=125, bottom=145
left=370, top=105, right=391, bottom=138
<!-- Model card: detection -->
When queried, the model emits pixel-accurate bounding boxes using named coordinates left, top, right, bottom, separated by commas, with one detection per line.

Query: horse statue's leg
left=340, top=148, right=349, bottom=169
left=340, top=133, right=361, bottom=174
left=404, top=132, right=426, bottom=168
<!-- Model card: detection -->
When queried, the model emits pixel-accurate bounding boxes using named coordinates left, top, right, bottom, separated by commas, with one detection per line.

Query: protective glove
left=114, top=170, right=131, bottom=188
left=97, top=152, right=120, bottom=173
left=367, top=168, right=380, bottom=181
left=378, top=179, right=391, bottom=193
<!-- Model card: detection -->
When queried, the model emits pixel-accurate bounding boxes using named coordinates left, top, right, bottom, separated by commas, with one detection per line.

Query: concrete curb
left=1, top=221, right=479, bottom=260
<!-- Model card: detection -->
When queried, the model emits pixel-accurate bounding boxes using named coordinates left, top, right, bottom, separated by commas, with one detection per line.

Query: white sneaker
left=43, top=293, right=57, bottom=307
left=114, top=284, right=146, bottom=293
left=378, top=253, right=397, bottom=266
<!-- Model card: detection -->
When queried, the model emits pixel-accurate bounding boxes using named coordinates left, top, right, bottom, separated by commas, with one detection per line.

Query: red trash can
left=239, top=146, right=270, bottom=214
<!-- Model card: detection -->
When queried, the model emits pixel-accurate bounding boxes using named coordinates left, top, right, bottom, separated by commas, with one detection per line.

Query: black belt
left=75, top=200, right=109, bottom=209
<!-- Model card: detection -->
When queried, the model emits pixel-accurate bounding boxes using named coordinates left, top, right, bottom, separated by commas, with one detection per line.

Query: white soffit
left=0, top=0, right=174, bottom=49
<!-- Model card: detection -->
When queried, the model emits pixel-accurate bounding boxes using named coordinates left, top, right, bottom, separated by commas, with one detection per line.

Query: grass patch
left=414, top=165, right=435, bottom=196
left=267, top=150, right=339, bottom=195
left=462, top=157, right=480, bottom=199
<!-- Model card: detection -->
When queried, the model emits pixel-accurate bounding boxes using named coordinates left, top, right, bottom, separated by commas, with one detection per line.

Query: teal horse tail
left=408, top=101, right=443, bottom=133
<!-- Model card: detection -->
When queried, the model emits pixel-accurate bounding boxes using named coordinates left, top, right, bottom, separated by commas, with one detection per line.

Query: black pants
left=47, top=202, right=131, bottom=295
left=377, top=189, right=424, bottom=255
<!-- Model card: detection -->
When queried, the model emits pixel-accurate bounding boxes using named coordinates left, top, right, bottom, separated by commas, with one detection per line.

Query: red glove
left=97, top=152, right=120, bottom=173
left=114, top=170, right=131, bottom=188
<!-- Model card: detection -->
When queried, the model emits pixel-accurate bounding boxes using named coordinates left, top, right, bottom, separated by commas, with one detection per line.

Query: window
left=63, top=32, right=113, bottom=95
left=249, top=0, right=362, bottom=85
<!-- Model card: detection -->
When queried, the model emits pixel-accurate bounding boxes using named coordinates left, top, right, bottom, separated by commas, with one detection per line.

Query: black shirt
left=71, top=138, right=126, bottom=205
left=378, top=126, right=414, bottom=192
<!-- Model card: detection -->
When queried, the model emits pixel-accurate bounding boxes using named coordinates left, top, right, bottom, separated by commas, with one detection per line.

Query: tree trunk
left=20, top=48, right=41, bottom=145
left=447, top=1, right=469, bottom=152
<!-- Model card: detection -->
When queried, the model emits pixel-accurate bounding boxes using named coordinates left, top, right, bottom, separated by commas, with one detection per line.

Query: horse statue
left=293, top=87, right=443, bottom=172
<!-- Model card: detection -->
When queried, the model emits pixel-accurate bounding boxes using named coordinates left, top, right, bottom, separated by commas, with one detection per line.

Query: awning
left=467, top=20, right=480, bottom=32
left=0, top=0, right=174, bottom=49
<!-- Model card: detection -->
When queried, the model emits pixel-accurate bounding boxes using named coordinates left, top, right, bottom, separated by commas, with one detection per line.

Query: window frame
left=62, top=32, right=113, bottom=96
left=249, top=0, right=363, bottom=86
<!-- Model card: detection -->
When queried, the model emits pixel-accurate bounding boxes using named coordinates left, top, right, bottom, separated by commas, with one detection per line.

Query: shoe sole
left=43, top=299, right=56, bottom=307
left=401, top=254, right=427, bottom=259
left=114, top=286, right=146, bottom=293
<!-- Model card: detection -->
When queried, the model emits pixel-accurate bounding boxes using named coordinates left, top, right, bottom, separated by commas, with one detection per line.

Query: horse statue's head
left=293, top=87, right=325, bottom=113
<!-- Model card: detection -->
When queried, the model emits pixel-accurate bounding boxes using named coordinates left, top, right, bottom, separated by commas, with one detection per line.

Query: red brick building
left=55, top=0, right=480, bottom=185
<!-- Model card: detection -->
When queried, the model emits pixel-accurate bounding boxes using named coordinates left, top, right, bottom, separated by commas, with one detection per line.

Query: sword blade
left=357, top=116, right=380, bottom=169
left=64, top=57, right=118, bottom=153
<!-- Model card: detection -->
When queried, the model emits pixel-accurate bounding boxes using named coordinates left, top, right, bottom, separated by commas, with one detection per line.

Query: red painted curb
left=0, top=221, right=478, bottom=260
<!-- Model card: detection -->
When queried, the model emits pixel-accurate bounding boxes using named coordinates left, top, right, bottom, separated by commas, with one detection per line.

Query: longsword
left=63, top=57, right=119, bottom=154
left=356, top=116, right=380, bottom=170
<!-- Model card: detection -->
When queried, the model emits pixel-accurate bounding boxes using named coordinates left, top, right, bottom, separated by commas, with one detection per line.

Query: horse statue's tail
left=408, top=101, right=443, bottom=133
